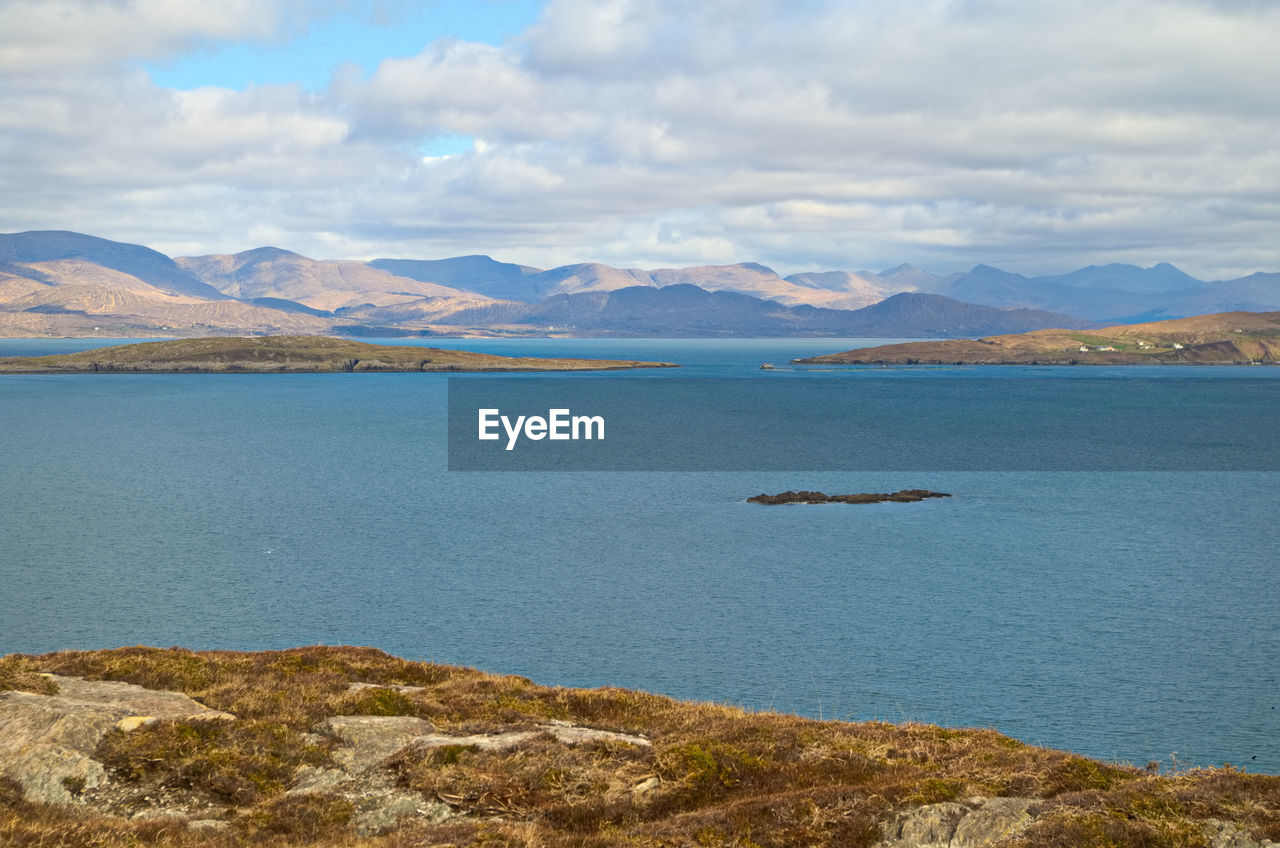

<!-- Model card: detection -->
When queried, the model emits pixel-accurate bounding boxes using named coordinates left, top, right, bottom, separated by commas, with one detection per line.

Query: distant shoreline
left=0, top=335, right=677, bottom=374
left=796, top=310, right=1280, bottom=366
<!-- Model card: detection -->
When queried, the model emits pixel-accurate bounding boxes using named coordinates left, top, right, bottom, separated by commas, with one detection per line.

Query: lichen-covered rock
left=0, top=675, right=234, bottom=805
left=351, top=790, right=454, bottom=837
left=312, top=713, right=649, bottom=773
left=315, top=715, right=436, bottom=773
left=304, top=716, right=457, bottom=834
left=879, top=797, right=1034, bottom=847
left=302, top=710, right=652, bottom=835
left=1204, top=818, right=1280, bottom=848
left=539, top=718, right=652, bottom=748
left=952, top=797, right=1034, bottom=846
left=881, top=800, right=969, bottom=847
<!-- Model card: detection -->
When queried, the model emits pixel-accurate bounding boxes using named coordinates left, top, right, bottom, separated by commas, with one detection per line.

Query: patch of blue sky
left=144, top=0, right=545, bottom=91
left=420, top=133, right=476, bottom=158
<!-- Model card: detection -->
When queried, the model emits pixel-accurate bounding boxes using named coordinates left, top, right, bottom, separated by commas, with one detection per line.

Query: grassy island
left=0, top=336, right=676, bottom=373
left=1, top=646, right=1276, bottom=848
left=797, top=310, right=1280, bottom=366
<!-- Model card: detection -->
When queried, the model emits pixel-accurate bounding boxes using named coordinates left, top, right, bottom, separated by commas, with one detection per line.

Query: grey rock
left=879, top=797, right=1034, bottom=847
left=288, top=765, right=350, bottom=794
left=1205, top=819, right=1280, bottom=848
left=314, top=715, right=435, bottom=772
left=540, top=719, right=651, bottom=747
left=186, top=819, right=230, bottom=831
left=346, top=682, right=426, bottom=694
left=952, top=797, right=1033, bottom=846
left=304, top=715, right=650, bottom=836
left=399, top=722, right=650, bottom=755
left=407, top=729, right=539, bottom=752
left=878, top=801, right=1275, bottom=848
left=307, top=716, right=462, bottom=834
left=353, top=791, right=454, bottom=836
left=1, top=743, right=105, bottom=807
left=881, top=801, right=968, bottom=847
left=312, top=715, right=649, bottom=775
left=0, top=674, right=233, bottom=805
left=632, top=775, right=661, bottom=795
left=129, top=807, right=190, bottom=820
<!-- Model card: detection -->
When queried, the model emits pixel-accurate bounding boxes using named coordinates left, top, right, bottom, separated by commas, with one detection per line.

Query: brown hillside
left=1, top=647, right=1276, bottom=848
left=799, top=310, right=1280, bottom=365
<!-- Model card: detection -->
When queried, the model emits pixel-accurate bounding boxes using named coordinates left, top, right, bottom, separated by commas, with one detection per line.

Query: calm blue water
left=1, top=337, right=1277, bottom=774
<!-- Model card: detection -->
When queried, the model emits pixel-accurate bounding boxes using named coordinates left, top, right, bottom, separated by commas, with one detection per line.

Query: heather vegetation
left=1, top=646, right=1276, bottom=847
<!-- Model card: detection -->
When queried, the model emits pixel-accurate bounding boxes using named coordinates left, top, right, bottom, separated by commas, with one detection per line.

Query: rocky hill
left=0, top=230, right=228, bottom=300
left=176, top=248, right=475, bottom=312
left=2, top=646, right=1276, bottom=848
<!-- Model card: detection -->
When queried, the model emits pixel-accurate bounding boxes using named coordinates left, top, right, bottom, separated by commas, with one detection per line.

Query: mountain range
left=2, top=230, right=1277, bottom=338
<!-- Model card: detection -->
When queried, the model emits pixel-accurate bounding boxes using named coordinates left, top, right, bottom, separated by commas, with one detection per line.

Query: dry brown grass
left=0, top=655, right=58, bottom=695
left=95, top=717, right=332, bottom=805
left=3, top=646, right=1276, bottom=848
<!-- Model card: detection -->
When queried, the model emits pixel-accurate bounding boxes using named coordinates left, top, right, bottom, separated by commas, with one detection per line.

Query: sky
left=1, top=0, right=1278, bottom=279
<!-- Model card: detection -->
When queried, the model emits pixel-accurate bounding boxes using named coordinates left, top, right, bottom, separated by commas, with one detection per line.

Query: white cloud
left=0, top=0, right=329, bottom=74
left=2, top=0, right=1279, bottom=278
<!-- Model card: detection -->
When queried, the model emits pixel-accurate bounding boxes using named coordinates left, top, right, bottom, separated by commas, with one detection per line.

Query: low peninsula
left=2, top=646, right=1277, bottom=848
left=0, top=336, right=676, bottom=373
left=796, top=310, right=1280, bottom=365
left=749, top=489, right=952, bottom=505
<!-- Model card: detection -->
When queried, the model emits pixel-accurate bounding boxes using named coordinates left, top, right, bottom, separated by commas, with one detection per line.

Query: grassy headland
left=2, top=646, right=1276, bottom=847
left=796, top=310, right=1280, bottom=365
left=0, top=336, right=676, bottom=373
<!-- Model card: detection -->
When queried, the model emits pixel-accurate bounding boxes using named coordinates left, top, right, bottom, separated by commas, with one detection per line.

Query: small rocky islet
left=748, top=489, right=952, bottom=505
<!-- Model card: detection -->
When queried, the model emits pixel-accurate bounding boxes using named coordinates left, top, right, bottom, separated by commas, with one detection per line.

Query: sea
left=1, top=336, right=1276, bottom=775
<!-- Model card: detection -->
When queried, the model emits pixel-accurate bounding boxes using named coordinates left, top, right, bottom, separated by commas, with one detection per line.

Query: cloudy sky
left=1, top=0, right=1277, bottom=278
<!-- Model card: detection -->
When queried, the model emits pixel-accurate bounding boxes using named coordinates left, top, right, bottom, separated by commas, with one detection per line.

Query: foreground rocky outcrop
left=879, top=797, right=1271, bottom=848
left=0, top=673, right=653, bottom=837
left=0, top=675, right=234, bottom=806
left=1, top=646, right=1277, bottom=848
left=748, top=489, right=952, bottom=505
left=296, top=704, right=652, bottom=835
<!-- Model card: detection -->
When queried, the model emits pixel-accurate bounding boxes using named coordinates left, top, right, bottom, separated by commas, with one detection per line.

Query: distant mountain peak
left=879, top=262, right=918, bottom=275
left=963, top=264, right=1028, bottom=281
left=0, top=229, right=229, bottom=301
left=235, top=246, right=303, bottom=262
